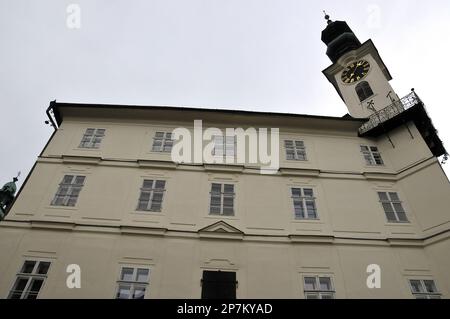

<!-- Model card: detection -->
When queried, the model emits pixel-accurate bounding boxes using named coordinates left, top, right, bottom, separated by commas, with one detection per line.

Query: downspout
left=46, top=100, right=58, bottom=130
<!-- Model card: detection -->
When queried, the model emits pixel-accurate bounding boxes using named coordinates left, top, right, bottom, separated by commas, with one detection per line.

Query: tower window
left=355, top=81, right=374, bottom=102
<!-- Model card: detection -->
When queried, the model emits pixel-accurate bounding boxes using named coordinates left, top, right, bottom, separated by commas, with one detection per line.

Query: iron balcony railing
left=359, top=90, right=422, bottom=135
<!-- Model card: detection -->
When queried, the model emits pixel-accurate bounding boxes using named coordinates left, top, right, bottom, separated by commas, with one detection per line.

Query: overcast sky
left=1, top=0, right=450, bottom=190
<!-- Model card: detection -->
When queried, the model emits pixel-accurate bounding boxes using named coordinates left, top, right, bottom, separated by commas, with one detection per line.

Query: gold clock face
left=341, top=60, right=371, bottom=84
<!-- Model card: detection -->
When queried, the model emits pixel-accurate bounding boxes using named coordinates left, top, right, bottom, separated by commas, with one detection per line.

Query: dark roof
left=47, top=101, right=365, bottom=128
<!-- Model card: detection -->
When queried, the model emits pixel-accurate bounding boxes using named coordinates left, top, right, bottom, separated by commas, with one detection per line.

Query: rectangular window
left=137, top=180, right=166, bottom=212
left=285, top=140, right=307, bottom=161
left=212, top=135, right=236, bottom=158
left=8, top=260, right=51, bottom=299
left=116, top=267, right=150, bottom=299
left=409, top=279, right=441, bottom=299
left=79, top=128, right=105, bottom=149
left=201, top=271, right=237, bottom=299
left=209, top=183, right=235, bottom=216
left=152, top=132, right=173, bottom=152
left=291, top=188, right=318, bottom=220
left=361, top=145, right=384, bottom=165
left=378, top=192, right=408, bottom=223
left=303, top=276, right=335, bottom=299
left=51, top=175, right=85, bottom=207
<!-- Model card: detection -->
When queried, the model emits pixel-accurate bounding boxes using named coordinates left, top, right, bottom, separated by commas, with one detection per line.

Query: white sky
left=1, top=0, right=450, bottom=190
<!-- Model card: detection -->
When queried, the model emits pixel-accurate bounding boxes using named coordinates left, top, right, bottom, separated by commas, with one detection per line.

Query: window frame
left=378, top=191, right=409, bottom=223
left=284, top=140, right=307, bottom=161
left=51, top=175, right=85, bottom=207
left=136, top=179, right=166, bottom=213
left=79, top=128, right=105, bottom=149
left=360, top=145, right=384, bottom=166
left=115, top=266, right=151, bottom=299
left=7, top=260, right=51, bottom=299
left=302, top=275, right=335, bottom=299
left=211, top=135, right=237, bottom=159
left=151, top=132, right=173, bottom=153
left=291, top=187, right=319, bottom=220
left=209, top=183, right=236, bottom=216
left=408, top=279, right=441, bottom=299
left=356, top=81, right=374, bottom=102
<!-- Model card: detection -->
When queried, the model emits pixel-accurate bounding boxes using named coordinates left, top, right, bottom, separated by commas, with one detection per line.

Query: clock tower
left=321, top=13, right=398, bottom=118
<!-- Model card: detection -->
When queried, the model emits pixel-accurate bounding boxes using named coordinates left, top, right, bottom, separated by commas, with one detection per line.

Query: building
left=0, top=15, right=449, bottom=299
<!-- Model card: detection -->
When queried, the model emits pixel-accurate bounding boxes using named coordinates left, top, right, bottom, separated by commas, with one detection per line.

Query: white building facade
left=0, top=16, right=449, bottom=299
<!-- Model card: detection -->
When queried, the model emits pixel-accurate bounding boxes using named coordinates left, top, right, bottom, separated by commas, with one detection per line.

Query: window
left=152, top=132, right=173, bottom=152
left=409, top=279, right=441, bottom=299
left=137, top=180, right=166, bottom=212
left=361, top=145, right=384, bottom=165
left=51, top=175, right=85, bottom=207
left=378, top=192, right=408, bottom=223
left=79, top=128, right=105, bottom=149
left=209, top=183, right=235, bottom=216
left=303, top=276, right=335, bottom=299
left=356, top=81, right=374, bottom=102
left=116, top=267, right=150, bottom=299
left=201, top=271, right=237, bottom=299
left=285, top=140, right=307, bottom=161
left=212, top=135, right=236, bottom=158
left=8, top=260, right=51, bottom=299
left=291, top=188, right=318, bottom=220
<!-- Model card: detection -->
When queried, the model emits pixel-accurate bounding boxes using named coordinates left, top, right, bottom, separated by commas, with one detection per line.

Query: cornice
left=1, top=219, right=448, bottom=247
left=36, top=155, right=439, bottom=182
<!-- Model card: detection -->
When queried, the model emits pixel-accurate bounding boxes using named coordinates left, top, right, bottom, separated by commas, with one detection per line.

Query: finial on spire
left=323, top=10, right=332, bottom=25
left=13, top=171, right=21, bottom=182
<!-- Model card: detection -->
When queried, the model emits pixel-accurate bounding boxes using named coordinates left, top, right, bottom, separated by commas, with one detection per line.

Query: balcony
left=359, top=90, right=421, bottom=135
left=358, top=89, right=447, bottom=158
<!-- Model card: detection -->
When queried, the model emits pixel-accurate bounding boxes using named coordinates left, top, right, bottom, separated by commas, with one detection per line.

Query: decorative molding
left=280, top=168, right=320, bottom=177
left=138, top=160, right=178, bottom=170
left=1, top=219, right=448, bottom=247
left=198, top=221, right=244, bottom=240
left=204, top=164, right=244, bottom=174
left=289, top=234, right=334, bottom=244
left=62, top=155, right=101, bottom=165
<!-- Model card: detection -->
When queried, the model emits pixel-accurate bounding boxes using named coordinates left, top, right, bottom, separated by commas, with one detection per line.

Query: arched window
left=356, top=81, right=374, bottom=102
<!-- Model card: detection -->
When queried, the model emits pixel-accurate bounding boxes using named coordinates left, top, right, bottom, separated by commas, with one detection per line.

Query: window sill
left=385, top=222, right=411, bottom=226
left=364, top=164, right=385, bottom=168
left=132, top=211, right=164, bottom=216
left=292, top=219, right=323, bottom=224
left=45, top=205, right=78, bottom=211
left=73, top=148, right=101, bottom=151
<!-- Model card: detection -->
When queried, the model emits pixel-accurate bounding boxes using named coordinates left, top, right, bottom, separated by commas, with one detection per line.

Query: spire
left=323, top=11, right=332, bottom=25
left=0, top=172, right=20, bottom=220
left=321, top=15, right=361, bottom=63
